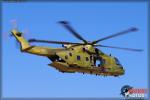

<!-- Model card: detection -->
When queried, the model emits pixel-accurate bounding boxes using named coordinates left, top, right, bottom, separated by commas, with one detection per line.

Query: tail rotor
left=9, top=19, right=30, bottom=49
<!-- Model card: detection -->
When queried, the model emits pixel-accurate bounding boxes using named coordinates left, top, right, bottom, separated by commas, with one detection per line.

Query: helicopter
left=11, top=21, right=142, bottom=77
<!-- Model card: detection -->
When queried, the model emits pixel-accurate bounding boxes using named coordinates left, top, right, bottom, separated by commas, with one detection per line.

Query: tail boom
left=11, top=29, right=64, bottom=56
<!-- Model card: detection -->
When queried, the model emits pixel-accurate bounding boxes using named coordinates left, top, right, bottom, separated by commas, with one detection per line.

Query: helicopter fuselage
left=11, top=29, right=124, bottom=77
left=49, top=44, right=124, bottom=76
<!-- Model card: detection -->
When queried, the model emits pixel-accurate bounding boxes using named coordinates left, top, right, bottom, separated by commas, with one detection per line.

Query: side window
left=101, top=59, right=105, bottom=65
left=77, top=55, right=80, bottom=60
left=69, top=52, right=72, bottom=56
left=65, top=55, right=68, bottom=59
left=86, top=57, right=89, bottom=61
left=90, top=56, right=92, bottom=61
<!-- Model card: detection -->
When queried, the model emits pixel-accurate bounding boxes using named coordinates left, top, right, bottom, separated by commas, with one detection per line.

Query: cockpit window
left=114, top=57, right=122, bottom=66
left=77, top=55, right=81, bottom=60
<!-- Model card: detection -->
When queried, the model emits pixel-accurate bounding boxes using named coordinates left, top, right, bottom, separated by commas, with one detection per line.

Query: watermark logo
left=120, top=85, right=148, bottom=98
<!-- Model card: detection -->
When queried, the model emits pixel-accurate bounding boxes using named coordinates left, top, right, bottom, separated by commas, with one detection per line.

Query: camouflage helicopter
left=11, top=21, right=142, bottom=77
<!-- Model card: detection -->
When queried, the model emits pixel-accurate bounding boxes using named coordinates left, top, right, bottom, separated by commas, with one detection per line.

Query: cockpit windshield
left=114, top=57, right=123, bottom=67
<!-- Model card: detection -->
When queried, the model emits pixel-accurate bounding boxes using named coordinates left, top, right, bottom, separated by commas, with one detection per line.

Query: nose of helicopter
left=118, top=65, right=125, bottom=75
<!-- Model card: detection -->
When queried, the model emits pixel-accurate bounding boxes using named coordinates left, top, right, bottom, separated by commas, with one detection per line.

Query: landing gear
left=114, top=75, right=119, bottom=77
left=100, top=67, right=106, bottom=72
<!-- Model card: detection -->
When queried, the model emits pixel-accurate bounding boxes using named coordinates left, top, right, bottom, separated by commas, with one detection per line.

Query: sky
left=2, top=1, right=148, bottom=98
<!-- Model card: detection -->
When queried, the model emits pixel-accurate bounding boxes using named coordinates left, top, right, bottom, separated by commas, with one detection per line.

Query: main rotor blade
left=96, top=44, right=143, bottom=52
left=28, top=39, right=84, bottom=45
left=92, top=27, right=138, bottom=44
left=58, top=21, right=87, bottom=43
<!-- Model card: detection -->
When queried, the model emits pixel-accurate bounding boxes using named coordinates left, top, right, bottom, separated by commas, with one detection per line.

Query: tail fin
left=11, top=29, right=30, bottom=51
